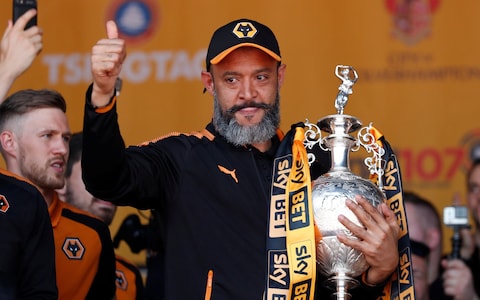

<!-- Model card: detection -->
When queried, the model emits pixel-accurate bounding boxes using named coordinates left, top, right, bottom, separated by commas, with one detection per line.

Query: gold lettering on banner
left=272, top=194, right=286, bottom=230
left=273, top=160, right=291, bottom=189
left=291, top=158, right=306, bottom=184
left=400, top=287, right=415, bottom=300
left=290, top=190, right=307, bottom=225
left=270, top=253, right=289, bottom=285
left=288, top=155, right=309, bottom=228
left=270, top=157, right=291, bottom=238
left=384, top=160, right=398, bottom=191
left=388, top=192, right=407, bottom=238
left=293, top=245, right=311, bottom=275
left=270, top=194, right=287, bottom=237
left=293, top=282, right=309, bottom=299
left=290, top=242, right=314, bottom=281
left=399, top=253, right=411, bottom=285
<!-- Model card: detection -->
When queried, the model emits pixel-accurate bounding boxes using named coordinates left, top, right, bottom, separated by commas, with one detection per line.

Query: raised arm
left=0, top=9, right=42, bottom=101
left=83, top=21, right=135, bottom=204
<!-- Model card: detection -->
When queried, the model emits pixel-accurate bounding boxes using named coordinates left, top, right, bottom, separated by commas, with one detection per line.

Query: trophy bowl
left=312, top=167, right=384, bottom=299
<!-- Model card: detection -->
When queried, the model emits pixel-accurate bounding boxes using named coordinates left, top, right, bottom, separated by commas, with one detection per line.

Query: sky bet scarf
left=265, top=123, right=415, bottom=300
left=265, top=124, right=316, bottom=300
left=369, top=127, right=415, bottom=300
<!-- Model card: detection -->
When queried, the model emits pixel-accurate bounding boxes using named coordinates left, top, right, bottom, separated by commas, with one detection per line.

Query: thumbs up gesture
left=91, top=20, right=126, bottom=107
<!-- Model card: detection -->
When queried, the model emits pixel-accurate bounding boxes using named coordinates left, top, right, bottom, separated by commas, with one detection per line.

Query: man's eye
left=257, top=74, right=267, bottom=80
left=469, top=184, right=480, bottom=194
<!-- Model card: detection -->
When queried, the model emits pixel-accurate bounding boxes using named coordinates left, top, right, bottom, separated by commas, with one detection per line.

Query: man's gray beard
left=212, top=93, right=280, bottom=147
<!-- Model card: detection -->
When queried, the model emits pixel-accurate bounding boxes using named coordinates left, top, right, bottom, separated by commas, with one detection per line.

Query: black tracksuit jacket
left=82, top=87, right=386, bottom=299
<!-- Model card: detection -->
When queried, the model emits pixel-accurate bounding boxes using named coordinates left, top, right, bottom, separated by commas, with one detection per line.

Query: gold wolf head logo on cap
left=233, top=22, right=258, bottom=38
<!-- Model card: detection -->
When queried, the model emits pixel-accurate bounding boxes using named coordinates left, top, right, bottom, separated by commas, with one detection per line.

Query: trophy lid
left=318, top=65, right=361, bottom=136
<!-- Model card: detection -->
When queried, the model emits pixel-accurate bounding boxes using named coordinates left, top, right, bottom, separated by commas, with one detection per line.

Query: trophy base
left=325, top=273, right=359, bottom=300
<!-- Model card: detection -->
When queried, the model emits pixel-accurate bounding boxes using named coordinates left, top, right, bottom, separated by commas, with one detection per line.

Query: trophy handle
left=304, top=120, right=328, bottom=165
left=356, top=123, right=386, bottom=191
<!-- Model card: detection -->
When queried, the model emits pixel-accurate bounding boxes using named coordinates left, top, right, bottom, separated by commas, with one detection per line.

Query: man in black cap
left=82, top=18, right=399, bottom=299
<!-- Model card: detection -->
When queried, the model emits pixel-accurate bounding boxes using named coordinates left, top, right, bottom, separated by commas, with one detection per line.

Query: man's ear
left=277, top=63, right=286, bottom=88
left=201, top=71, right=215, bottom=95
left=0, top=131, right=17, bottom=157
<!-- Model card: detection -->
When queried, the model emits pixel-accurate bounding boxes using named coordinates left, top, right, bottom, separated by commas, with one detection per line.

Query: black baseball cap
left=205, top=18, right=281, bottom=71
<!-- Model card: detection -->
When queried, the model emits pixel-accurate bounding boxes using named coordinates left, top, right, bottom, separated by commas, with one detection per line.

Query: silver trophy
left=303, top=65, right=386, bottom=300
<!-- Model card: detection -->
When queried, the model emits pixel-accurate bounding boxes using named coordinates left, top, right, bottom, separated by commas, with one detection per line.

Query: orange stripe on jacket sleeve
left=204, top=270, right=213, bottom=300
left=95, top=96, right=117, bottom=114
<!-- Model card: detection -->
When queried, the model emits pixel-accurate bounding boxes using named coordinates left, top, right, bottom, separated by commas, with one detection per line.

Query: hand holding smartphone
left=13, top=0, right=37, bottom=30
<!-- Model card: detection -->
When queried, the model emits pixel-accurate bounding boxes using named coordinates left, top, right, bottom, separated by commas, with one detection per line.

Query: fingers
left=460, top=227, right=473, bottom=246
left=337, top=198, right=378, bottom=249
left=29, top=33, right=43, bottom=54
left=92, top=21, right=126, bottom=66
left=12, top=9, right=37, bottom=31
left=90, top=21, right=126, bottom=102
left=91, top=39, right=126, bottom=71
left=0, top=11, right=42, bottom=77
left=442, top=259, right=475, bottom=297
left=106, top=20, right=118, bottom=39
left=338, top=196, right=397, bottom=242
left=380, top=201, right=400, bottom=235
left=24, top=24, right=43, bottom=52
left=356, top=196, right=387, bottom=225
left=336, top=195, right=399, bottom=284
left=2, top=21, right=13, bottom=41
left=5, top=8, right=42, bottom=48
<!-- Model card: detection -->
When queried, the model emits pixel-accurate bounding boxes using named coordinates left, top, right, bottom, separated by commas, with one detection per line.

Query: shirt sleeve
left=82, top=83, right=182, bottom=210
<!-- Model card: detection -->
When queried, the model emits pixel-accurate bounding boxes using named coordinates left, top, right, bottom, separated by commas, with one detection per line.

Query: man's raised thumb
left=106, top=20, right=118, bottom=39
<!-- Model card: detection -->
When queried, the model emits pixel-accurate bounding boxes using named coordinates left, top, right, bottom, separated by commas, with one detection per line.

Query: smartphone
left=13, top=0, right=37, bottom=30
